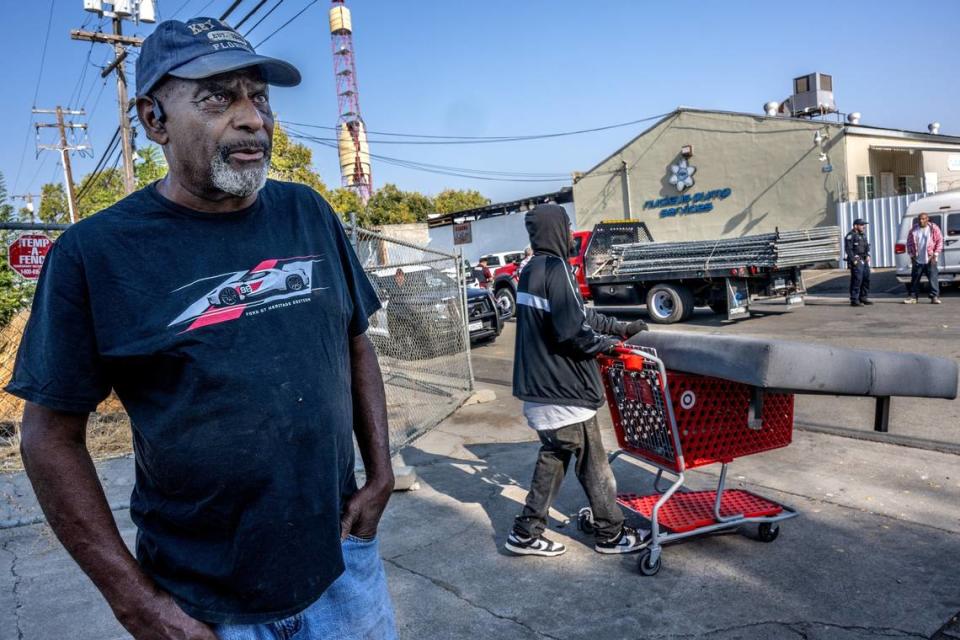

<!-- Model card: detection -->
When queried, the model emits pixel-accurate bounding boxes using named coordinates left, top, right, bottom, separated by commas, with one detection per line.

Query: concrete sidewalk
left=2, top=383, right=959, bottom=639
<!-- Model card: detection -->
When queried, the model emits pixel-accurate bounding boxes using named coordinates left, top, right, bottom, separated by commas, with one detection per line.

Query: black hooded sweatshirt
left=512, top=205, right=622, bottom=409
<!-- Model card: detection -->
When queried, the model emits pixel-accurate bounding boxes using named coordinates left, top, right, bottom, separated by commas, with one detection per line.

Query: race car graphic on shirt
left=207, top=266, right=310, bottom=307
left=168, top=256, right=325, bottom=332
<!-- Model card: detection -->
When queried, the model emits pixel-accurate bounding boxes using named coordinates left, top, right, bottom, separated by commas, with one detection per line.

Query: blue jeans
left=907, top=261, right=940, bottom=298
left=214, top=536, right=397, bottom=640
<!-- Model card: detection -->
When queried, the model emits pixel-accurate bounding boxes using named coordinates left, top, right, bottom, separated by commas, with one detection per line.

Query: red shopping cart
left=578, top=344, right=798, bottom=576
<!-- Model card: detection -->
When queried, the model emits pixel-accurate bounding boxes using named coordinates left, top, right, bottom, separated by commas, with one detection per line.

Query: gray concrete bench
left=626, top=331, right=959, bottom=432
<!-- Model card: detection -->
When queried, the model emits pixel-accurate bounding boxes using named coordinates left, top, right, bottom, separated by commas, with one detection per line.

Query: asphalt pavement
left=1, top=268, right=959, bottom=639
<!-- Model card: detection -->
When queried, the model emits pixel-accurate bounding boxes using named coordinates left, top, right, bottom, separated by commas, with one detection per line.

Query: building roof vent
left=929, top=122, right=941, bottom=134
left=763, top=101, right=779, bottom=116
left=847, top=112, right=861, bottom=125
left=790, top=73, right=837, bottom=118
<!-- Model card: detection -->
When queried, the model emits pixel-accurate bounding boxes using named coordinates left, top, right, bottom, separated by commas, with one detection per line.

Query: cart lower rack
left=579, top=345, right=797, bottom=575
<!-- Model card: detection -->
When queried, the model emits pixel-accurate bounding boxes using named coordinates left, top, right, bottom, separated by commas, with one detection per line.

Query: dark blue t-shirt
left=6, top=180, right=381, bottom=624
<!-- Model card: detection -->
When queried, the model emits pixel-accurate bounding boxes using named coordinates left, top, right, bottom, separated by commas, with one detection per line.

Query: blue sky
left=3, top=0, right=959, bottom=205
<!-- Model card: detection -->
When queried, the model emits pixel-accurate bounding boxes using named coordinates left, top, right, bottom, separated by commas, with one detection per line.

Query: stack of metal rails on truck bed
left=611, top=227, right=840, bottom=277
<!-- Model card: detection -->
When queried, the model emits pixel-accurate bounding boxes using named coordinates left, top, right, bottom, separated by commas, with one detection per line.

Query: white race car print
left=207, top=266, right=311, bottom=307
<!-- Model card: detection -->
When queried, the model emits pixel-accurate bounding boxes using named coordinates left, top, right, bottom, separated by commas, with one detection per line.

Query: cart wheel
left=757, top=523, right=780, bottom=543
left=577, top=507, right=595, bottom=534
left=637, top=549, right=662, bottom=576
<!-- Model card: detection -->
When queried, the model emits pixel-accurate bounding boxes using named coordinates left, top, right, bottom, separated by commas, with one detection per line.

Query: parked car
left=367, top=265, right=500, bottom=359
left=479, top=251, right=525, bottom=269
left=440, top=260, right=480, bottom=289
left=894, top=191, right=960, bottom=287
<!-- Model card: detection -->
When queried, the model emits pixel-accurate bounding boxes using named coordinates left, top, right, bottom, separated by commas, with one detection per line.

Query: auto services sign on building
left=643, top=157, right=734, bottom=218
left=7, top=233, right=53, bottom=280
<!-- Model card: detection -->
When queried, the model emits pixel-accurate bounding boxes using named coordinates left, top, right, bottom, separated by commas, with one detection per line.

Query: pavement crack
left=384, top=519, right=480, bottom=564
left=2, top=539, right=24, bottom=640
left=384, top=557, right=562, bottom=640
left=650, top=620, right=925, bottom=639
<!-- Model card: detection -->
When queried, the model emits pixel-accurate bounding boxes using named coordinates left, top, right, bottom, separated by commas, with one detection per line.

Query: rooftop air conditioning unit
left=790, top=73, right=837, bottom=117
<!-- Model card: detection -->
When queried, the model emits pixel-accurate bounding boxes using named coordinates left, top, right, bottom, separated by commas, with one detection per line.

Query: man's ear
left=137, top=96, right=168, bottom=145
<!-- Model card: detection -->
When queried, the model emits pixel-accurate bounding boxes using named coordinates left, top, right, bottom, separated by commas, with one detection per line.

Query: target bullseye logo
left=680, top=390, right=696, bottom=410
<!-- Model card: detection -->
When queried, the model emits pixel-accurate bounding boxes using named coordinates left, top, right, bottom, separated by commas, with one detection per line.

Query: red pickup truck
left=491, top=230, right=592, bottom=318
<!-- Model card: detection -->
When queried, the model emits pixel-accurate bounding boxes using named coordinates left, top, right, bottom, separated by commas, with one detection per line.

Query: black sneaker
left=850, top=301, right=862, bottom=307
left=595, top=525, right=650, bottom=554
left=504, top=531, right=566, bottom=557
left=859, top=298, right=873, bottom=305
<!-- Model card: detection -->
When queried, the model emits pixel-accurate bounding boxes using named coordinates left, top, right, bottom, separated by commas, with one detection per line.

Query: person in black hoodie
left=505, top=204, right=649, bottom=557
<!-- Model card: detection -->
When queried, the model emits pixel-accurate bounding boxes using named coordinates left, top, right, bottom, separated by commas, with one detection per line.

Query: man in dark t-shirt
left=6, top=18, right=396, bottom=639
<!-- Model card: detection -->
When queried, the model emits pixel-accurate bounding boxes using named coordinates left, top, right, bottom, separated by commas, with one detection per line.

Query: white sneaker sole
left=504, top=541, right=566, bottom=557
left=594, top=540, right=650, bottom=554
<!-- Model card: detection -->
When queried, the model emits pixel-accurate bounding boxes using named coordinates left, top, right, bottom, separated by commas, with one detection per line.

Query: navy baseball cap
left=853, top=218, right=869, bottom=225
left=135, top=17, right=301, bottom=97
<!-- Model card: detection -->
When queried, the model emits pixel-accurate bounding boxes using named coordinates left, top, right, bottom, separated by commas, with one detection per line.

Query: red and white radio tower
left=329, top=0, right=372, bottom=203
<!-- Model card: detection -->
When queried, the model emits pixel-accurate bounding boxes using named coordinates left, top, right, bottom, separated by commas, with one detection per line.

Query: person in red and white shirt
left=904, top=212, right=944, bottom=304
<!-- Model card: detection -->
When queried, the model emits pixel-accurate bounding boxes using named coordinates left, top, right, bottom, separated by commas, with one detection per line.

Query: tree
left=0, top=260, right=32, bottom=328
left=433, top=188, right=490, bottom=214
left=365, top=183, right=437, bottom=226
left=328, top=188, right=363, bottom=223
left=0, top=172, right=14, bottom=223
left=76, top=168, right=124, bottom=220
left=135, top=145, right=167, bottom=188
left=38, top=183, right=69, bottom=224
left=269, top=124, right=329, bottom=197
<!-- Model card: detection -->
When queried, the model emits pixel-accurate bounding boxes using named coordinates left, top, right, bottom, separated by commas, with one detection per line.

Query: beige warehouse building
left=573, top=107, right=960, bottom=241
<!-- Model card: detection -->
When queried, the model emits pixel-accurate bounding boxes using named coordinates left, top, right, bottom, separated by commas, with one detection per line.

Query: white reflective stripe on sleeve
left=517, top=292, right=551, bottom=312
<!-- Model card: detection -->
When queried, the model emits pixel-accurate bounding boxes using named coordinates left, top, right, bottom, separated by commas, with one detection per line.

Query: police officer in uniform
left=845, top=218, right=872, bottom=307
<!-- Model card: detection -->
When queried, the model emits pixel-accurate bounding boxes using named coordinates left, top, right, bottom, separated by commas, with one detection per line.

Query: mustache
left=217, top=140, right=272, bottom=160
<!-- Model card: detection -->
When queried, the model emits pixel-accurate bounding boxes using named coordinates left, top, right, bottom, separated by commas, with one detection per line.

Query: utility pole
left=11, top=194, right=40, bottom=222
left=72, top=1, right=155, bottom=194
left=34, top=107, right=90, bottom=224
left=71, top=23, right=142, bottom=194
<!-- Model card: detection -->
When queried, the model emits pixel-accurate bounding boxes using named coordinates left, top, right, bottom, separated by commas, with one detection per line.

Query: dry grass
left=0, top=309, right=134, bottom=473
left=0, top=413, right=133, bottom=473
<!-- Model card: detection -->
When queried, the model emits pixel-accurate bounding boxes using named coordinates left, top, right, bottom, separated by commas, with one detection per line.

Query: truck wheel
left=495, top=287, right=516, bottom=319
left=646, top=284, right=693, bottom=324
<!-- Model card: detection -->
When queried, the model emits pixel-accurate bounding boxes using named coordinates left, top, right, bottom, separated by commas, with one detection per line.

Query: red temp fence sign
left=8, top=234, right=53, bottom=280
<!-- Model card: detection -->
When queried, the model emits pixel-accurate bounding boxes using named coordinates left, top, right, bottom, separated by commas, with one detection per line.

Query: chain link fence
left=0, top=223, right=473, bottom=471
left=0, top=225, right=134, bottom=472
left=349, top=225, right=475, bottom=453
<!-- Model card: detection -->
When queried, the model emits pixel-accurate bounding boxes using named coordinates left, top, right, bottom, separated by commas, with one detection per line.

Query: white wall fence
left=427, top=202, right=577, bottom=264
left=836, top=193, right=929, bottom=267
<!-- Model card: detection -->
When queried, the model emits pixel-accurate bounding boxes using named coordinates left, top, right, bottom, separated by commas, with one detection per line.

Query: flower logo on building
left=669, top=159, right=696, bottom=192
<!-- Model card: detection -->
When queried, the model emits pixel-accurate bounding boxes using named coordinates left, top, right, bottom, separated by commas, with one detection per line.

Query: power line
left=243, top=0, right=285, bottom=37
left=31, top=0, right=56, bottom=108
left=281, top=112, right=672, bottom=144
left=13, top=0, right=57, bottom=194
left=234, top=0, right=269, bottom=29
left=194, top=0, right=220, bottom=17
left=253, top=0, right=318, bottom=48
left=68, top=43, right=97, bottom=109
left=285, top=128, right=568, bottom=177
left=170, top=0, right=196, bottom=19
left=25, top=154, right=51, bottom=194
left=219, top=0, right=245, bottom=21
left=75, top=127, right=122, bottom=203
left=287, top=132, right=569, bottom=183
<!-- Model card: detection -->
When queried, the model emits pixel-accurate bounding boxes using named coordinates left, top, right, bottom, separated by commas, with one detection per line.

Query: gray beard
left=209, top=153, right=268, bottom=197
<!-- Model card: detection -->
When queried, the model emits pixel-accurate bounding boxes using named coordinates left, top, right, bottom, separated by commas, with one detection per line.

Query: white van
left=894, top=191, right=960, bottom=286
